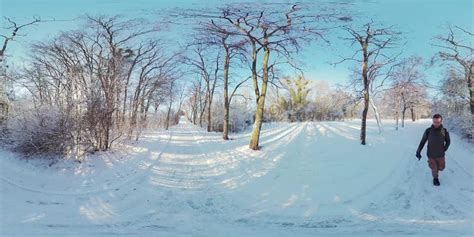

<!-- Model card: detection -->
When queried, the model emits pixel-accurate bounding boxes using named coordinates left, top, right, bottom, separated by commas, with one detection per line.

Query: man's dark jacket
left=417, top=125, right=451, bottom=158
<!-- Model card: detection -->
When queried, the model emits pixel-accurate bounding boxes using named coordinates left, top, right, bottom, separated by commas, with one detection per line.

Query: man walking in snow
left=416, top=114, right=451, bottom=186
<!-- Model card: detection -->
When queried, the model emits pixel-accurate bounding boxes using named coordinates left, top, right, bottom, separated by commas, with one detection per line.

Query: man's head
left=432, top=114, right=443, bottom=128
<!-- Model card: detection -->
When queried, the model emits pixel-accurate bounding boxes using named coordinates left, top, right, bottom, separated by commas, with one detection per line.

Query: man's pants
left=428, top=157, right=445, bottom=179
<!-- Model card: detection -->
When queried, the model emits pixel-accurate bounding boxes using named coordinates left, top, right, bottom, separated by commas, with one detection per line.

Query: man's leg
left=428, top=158, right=439, bottom=178
left=438, top=157, right=446, bottom=172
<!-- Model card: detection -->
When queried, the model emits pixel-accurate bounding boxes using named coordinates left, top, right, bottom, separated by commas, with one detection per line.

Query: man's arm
left=444, top=129, right=451, bottom=151
left=417, top=129, right=429, bottom=155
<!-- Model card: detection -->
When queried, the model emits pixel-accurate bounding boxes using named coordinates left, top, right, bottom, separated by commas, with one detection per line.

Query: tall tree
left=389, top=56, right=425, bottom=128
left=199, top=18, right=247, bottom=140
left=185, top=45, right=220, bottom=132
left=336, top=20, right=401, bottom=145
left=216, top=3, right=345, bottom=150
left=12, top=15, right=175, bottom=156
left=0, top=17, right=41, bottom=122
left=433, top=25, right=473, bottom=139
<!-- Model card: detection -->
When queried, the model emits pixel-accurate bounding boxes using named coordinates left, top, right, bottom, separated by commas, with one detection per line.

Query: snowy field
left=1, top=117, right=473, bottom=236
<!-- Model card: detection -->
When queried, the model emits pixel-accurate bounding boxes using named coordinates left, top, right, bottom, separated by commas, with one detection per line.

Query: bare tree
left=9, top=15, right=177, bottom=158
left=127, top=40, right=178, bottom=139
left=389, top=56, right=425, bottom=128
left=197, top=17, right=248, bottom=139
left=0, top=17, right=41, bottom=122
left=183, top=78, right=203, bottom=124
left=0, top=17, right=40, bottom=61
left=176, top=2, right=349, bottom=148
left=336, top=20, right=401, bottom=145
left=433, top=25, right=473, bottom=139
left=165, top=80, right=175, bottom=130
left=215, top=3, right=344, bottom=150
left=184, top=44, right=220, bottom=132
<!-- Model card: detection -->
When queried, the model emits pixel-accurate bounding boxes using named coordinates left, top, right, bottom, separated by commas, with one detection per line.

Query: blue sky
left=1, top=0, right=472, bottom=88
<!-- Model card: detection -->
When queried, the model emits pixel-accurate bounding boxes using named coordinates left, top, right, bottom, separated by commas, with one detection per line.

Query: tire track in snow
left=146, top=121, right=302, bottom=190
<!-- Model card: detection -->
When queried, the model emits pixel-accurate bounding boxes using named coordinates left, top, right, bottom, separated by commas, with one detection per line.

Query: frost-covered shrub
left=229, top=99, right=254, bottom=132
left=7, top=105, right=75, bottom=157
left=433, top=70, right=473, bottom=140
left=209, top=98, right=253, bottom=133
left=433, top=98, right=473, bottom=140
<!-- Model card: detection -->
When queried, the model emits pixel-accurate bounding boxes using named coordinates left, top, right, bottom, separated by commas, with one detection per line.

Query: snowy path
left=1, top=118, right=473, bottom=236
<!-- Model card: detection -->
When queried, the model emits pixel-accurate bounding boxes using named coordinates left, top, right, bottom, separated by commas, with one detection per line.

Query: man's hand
left=416, top=152, right=422, bottom=160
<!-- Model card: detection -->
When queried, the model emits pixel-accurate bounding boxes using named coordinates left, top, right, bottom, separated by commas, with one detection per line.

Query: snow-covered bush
left=433, top=69, right=473, bottom=140
left=6, top=105, right=75, bottom=157
left=433, top=97, right=472, bottom=140
left=229, top=99, right=254, bottom=132
left=209, top=98, right=253, bottom=133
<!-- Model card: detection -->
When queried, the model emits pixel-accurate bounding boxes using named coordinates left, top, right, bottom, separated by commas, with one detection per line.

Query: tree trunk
left=165, top=82, right=174, bottom=130
left=206, top=59, right=219, bottom=132
left=370, top=97, right=382, bottom=133
left=395, top=99, right=400, bottom=131
left=395, top=110, right=399, bottom=131
left=199, top=90, right=208, bottom=128
left=223, top=47, right=230, bottom=140
left=249, top=46, right=269, bottom=150
left=401, top=106, right=407, bottom=128
left=165, top=99, right=172, bottom=130
left=361, top=89, right=369, bottom=145
left=468, top=64, right=473, bottom=139
left=0, top=55, right=8, bottom=124
left=128, top=86, right=143, bottom=139
left=121, top=58, right=139, bottom=125
left=207, top=96, right=212, bottom=132
left=101, top=92, right=115, bottom=151
left=192, top=101, right=197, bottom=124
left=410, top=107, right=415, bottom=122
left=360, top=43, right=369, bottom=145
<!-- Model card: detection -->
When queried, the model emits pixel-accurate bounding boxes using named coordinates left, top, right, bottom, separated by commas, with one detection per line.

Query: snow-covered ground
left=1, top=117, right=473, bottom=236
